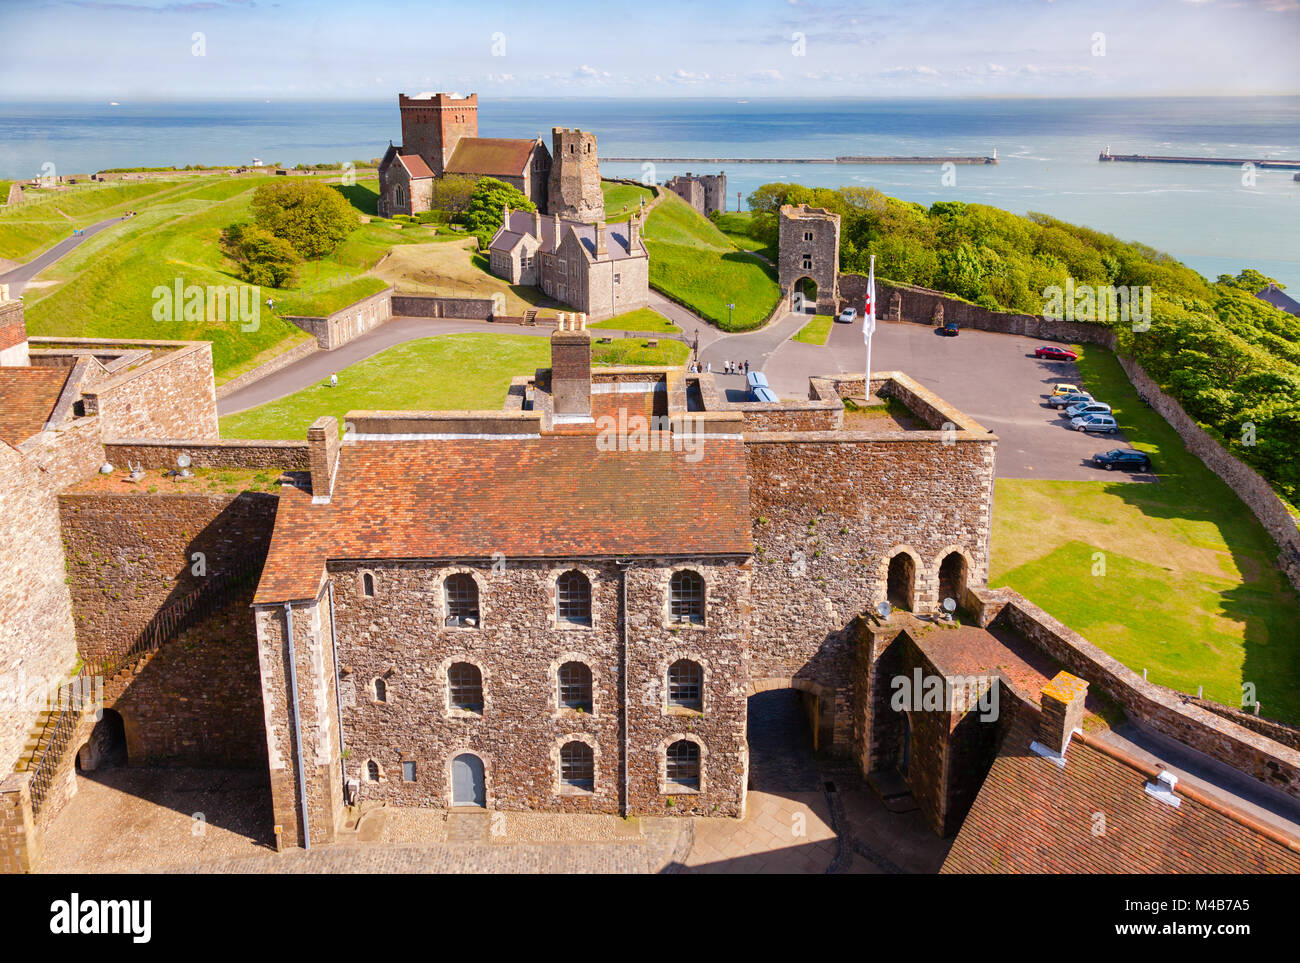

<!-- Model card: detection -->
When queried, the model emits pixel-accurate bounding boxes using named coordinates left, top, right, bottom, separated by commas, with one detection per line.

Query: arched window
left=666, top=740, right=700, bottom=791
left=560, top=741, right=594, bottom=793
left=668, top=659, right=702, bottom=711
left=373, top=677, right=387, bottom=703
left=366, top=760, right=380, bottom=781
left=557, top=570, right=591, bottom=625
left=362, top=572, right=375, bottom=597
left=669, top=570, right=704, bottom=625
left=448, top=662, right=484, bottom=712
left=558, top=661, right=593, bottom=712
left=445, top=574, right=480, bottom=628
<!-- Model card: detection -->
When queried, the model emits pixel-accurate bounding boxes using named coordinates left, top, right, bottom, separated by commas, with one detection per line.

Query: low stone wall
left=216, top=336, right=319, bottom=400
left=103, top=438, right=308, bottom=470
left=391, top=293, right=495, bottom=320
left=970, top=586, right=1300, bottom=798
left=284, top=286, right=394, bottom=350
left=737, top=402, right=842, bottom=432
left=838, top=274, right=1118, bottom=348
left=1116, top=355, right=1300, bottom=592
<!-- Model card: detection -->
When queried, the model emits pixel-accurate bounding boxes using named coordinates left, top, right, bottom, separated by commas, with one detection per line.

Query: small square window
left=402, top=761, right=416, bottom=782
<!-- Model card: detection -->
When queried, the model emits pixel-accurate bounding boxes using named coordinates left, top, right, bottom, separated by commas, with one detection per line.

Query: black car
left=1093, top=448, right=1152, bottom=472
left=939, top=320, right=959, bottom=337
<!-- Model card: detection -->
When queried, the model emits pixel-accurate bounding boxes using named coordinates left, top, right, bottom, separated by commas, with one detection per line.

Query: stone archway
left=937, top=551, right=969, bottom=609
left=76, top=709, right=128, bottom=771
left=792, top=276, right=819, bottom=314
left=886, top=552, right=917, bottom=612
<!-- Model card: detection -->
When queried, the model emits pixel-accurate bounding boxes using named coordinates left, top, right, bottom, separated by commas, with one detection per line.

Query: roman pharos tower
left=548, top=128, right=603, bottom=222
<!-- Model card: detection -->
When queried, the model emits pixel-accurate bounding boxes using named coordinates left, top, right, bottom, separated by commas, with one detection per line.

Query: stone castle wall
left=743, top=431, right=997, bottom=753
left=283, top=287, right=394, bottom=350
left=0, top=417, right=106, bottom=774
left=549, top=128, right=602, bottom=222
left=103, top=439, right=308, bottom=470
left=82, top=342, right=220, bottom=440
left=58, top=490, right=278, bottom=665
left=328, top=557, right=749, bottom=817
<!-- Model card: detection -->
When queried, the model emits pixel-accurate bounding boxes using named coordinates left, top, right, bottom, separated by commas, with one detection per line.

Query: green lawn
left=589, top=307, right=679, bottom=333
left=219, top=333, right=689, bottom=439
left=21, top=175, right=421, bottom=380
left=602, top=181, right=655, bottom=223
left=713, top=211, right=776, bottom=261
left=642, top=191, right=780, bottom=332
left=990, top=345, right=1300, bottom=722
left=792, top=315, right=833, bottom=345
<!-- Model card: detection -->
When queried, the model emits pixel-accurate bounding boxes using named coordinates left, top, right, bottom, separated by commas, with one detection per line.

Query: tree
left=250, top=180, right=358, bottom=260
left=431, top=174, right=478, bottom=215
left=220, top=223, right=303, bottom=288
left=465, top=177, right=536, bottom=249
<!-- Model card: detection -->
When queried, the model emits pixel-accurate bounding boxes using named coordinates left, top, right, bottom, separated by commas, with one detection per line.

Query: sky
left=3, top=0, right=1298, bottom=100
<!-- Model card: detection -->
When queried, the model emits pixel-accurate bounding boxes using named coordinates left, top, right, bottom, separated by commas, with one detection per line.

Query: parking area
left=767, top=318, right=1155, bottom=482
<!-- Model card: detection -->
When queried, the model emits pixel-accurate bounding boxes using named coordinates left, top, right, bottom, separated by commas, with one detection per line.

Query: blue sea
left=2, top=97, right=1297, bottom=289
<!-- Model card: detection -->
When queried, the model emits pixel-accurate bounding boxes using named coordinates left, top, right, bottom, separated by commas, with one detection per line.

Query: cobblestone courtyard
left=38, top=691, right=948, bottom=874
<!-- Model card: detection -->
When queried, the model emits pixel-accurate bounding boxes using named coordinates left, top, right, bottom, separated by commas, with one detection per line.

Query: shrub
left=250, top=179, right=359, bottom=260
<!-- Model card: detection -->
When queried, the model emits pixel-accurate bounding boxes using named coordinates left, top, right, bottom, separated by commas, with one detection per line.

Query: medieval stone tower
left=778, top=204, right=841, bottom=315
left=549, top=127, right=603, bottom=222
left=399, top=92, right=478, bottom=177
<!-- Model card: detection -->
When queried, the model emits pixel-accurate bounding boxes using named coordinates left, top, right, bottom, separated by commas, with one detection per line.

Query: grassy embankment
left=219, top=332, right=687, bottom=439
left=642, top=191, right=780, bottom=332
left=990, top=344, right=1300, bottom=722
left=17, top=176, right=426, bottom=383
left=601, top=181, right=655, bottom=223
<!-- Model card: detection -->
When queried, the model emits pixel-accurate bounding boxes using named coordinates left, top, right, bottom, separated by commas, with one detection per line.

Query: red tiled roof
left=254, top=433, right=752, bottom=603
left=941, top=712, right=1300, bottom=873
left=0, top=367, right=69, bottom=447
left=398, top=154, right=434, bottom=179
left=445, top=138, right=539, bottom=178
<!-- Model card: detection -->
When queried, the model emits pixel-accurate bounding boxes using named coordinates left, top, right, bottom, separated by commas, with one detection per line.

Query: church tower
left=548, top=128, right=603, bottom=222
left=398, top=92, right=478, bottom=177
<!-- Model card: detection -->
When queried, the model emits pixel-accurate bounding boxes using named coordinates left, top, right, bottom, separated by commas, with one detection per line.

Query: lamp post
left=727, top=303, right=735, bottom=327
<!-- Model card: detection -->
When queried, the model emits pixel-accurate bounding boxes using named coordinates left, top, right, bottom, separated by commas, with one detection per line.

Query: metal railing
left=26, top=559, right=262, bottom=815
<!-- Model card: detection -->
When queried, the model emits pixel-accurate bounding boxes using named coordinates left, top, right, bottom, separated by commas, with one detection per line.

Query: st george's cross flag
left=864, top=254, right=877, bottom=342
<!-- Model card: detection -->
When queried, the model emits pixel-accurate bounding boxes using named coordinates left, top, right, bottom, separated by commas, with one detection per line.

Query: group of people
left=687, top=358, right=750, bottom=375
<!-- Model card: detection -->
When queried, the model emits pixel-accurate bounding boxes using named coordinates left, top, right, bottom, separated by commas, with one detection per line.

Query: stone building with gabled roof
left=486, top=208, right=649, bottom=320
left=376, top=143, right=434, bottom=218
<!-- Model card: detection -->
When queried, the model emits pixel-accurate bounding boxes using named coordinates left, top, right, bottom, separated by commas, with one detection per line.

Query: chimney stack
left=532, top=210, right=541, bottom=238
left=595, top=223, right=607, bottom=257
left=1035, top=671, right=1088, bottom=758
left=0, top=285, right=30, bottom=367
left=550, top=317, right=592, bottom=424
left=307, top=416, right=340, bottom=503
left=627, top=211, right=641, bottom=249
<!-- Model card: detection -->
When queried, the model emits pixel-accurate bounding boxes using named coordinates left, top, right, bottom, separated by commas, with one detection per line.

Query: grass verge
left=792, top=315, right=833, bottom=345
left=990, top=344, right=1300, bottom=722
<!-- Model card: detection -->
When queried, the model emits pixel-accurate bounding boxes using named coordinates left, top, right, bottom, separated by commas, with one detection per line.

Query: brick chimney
left=1035, top=671, right=1089, bottom=758
left=307, top=415, right=340, bottom=503
left=550, top=314, right=592, bottom=424
left=0, top=286, right=30, bottom=367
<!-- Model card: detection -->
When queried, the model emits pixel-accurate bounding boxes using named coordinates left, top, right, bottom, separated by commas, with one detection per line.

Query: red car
left=1035, top=345, right=1079, bottom=361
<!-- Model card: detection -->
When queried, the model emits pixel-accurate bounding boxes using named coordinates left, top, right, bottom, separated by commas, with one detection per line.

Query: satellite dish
left=176, top=454, right=192, bottom=468
left=942, top=597, right=957, bottom=616
left=876, top=600, right=891, bottom=619
left=99, top=462, right=114, bottom=475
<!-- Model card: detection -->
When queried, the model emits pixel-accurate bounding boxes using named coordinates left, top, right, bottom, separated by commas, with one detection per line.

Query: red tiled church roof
left=941, top=712, right=1300, bottom=874
left=445, top=137, right=539, bottom=178
left=0, top=367, right=69, bottom=447
left=397, top=154, right=434, bottom=179
left=254, top=433, right=752, bottom=603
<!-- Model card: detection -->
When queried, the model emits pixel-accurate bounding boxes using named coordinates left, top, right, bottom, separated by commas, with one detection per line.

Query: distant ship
left=108, top=101, right=119, bottom=106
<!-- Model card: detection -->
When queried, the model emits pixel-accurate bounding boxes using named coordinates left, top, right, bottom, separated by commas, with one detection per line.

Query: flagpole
left=864, top=254, right=876, bottom=400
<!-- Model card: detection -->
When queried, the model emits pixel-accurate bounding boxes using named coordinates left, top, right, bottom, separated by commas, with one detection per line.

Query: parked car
left=1093, top=448, right=1152, bottom=472
left=1065, top=401, right=1112, bottom=419
left=1071, top=413, right=1119, bottom=433
left=1049, top=391, right=1093, bottom=409
left=837, top=307, right=857, bottom=324
left=939, top=320, right=959, bottom=336
left=1050, top=383, right=1080, bottom=397
left=746, top=370, right=770, bottom=400
left=1035, top=345, right=1079, bottom=361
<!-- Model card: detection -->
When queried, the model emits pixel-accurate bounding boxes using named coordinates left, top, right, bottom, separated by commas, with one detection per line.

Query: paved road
left=0, top=215, right=131, bottom=296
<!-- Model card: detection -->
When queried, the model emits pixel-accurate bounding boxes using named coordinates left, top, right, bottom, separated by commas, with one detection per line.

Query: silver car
left=1065, top=401, right=1112, bottom=419
left=1071, top=413, right=1118, bottom=433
